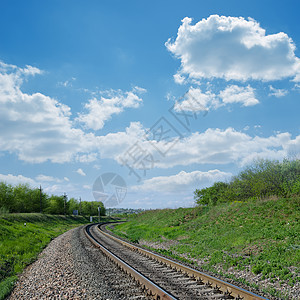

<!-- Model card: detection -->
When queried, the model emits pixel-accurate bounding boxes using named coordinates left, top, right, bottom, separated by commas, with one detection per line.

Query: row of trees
left=0, top=182, right=105, bottom=216
left=194, top=159, right=300, bottom=206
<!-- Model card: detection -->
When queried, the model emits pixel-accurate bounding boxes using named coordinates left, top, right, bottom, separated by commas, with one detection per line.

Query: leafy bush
left=194, top=158, right=300, bottom=206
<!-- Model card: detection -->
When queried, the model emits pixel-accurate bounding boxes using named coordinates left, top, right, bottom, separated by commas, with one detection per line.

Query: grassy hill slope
left=112, top=197, right=300, bottom=299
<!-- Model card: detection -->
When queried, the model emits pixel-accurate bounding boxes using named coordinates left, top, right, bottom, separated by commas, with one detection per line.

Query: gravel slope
left=9, top=226, right=148, bottom=300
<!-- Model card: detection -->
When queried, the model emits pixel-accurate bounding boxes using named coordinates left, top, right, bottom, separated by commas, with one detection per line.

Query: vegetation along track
left=85, top=223, right=269, bottom=300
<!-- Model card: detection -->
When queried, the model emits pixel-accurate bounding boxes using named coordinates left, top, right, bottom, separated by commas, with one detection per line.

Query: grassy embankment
left=0, top=213, right=91, bottom=300
left=112, top=197, right=300, bottom=299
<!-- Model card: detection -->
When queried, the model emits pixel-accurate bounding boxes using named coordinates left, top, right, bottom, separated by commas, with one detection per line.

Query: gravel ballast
left=9, top=226, right=148, bottom=299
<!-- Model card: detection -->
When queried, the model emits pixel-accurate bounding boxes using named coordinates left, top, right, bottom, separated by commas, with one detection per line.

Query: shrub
left=194, top=158, right=300, bottom=206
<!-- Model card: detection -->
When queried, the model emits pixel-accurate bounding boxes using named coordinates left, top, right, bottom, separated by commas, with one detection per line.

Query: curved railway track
left=85, top=223, right=269, bottom=300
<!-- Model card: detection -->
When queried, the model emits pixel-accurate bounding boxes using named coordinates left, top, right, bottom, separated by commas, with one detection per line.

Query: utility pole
left=98, top=206, right=101, bottom=223
left=64, top=193, right=67, bottom=215
left=39, top=185, right=42, bottom=214
left=79, top=197, right=82, bottom=215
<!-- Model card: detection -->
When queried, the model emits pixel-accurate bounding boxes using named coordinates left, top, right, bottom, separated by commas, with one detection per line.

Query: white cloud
left=94, top=123, right=300, bottom=169
left=77, top=97, right=121, bottom=131
left=173, top=85, right=258, bottom=114
left=64, top=177, right=70, bottom=182
left=77, top=87, right=144, bottom=131
left=165, top=92, right=175, bottom=101
left=269, top=85, right=288, bottom=97
left=286, top=135, right=300, bottom=159
left=0, top=61, right=298, bottom=171
left=166, top=15, right=300, bottom=82
left=42, top=182, right=79, bottom=197
left=21, top=65, right=42, bottom=76
left=97, top=121, right=146, bottom=160
left=0, top=66, right=144, bottom=164
left=35, top=174, right=62, bottom=183
left=76, top=168, right=86, bottom=176
left=0, top=61, right=100, bottom=163
left=131, top=169, right=232, bottom=193
left=76, top=153, right=98, bottom=163
left=0, top=60, right=142, bottom=164
left=141, top=128, right=299, bottom=168
left=293, top=83, right=300, bottom=91
left=174, top=86, right=216, bottom=112
left=58, top=77, right=76, bottom=88
left=0, top=173, right=36, bottom=186
left=173, top=73, right=186, bottom=84
left=132, top=86, right=147, bottom=94
left=219, top=85, right=259, bottom=106
left=0, top=61, right=42, bottom=77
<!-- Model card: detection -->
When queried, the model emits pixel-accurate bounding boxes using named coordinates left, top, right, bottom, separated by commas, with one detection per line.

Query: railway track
left=85, top=223, right=269, bottom=300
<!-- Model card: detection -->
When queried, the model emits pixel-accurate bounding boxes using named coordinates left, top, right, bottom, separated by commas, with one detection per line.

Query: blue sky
left=0, top=0, right=299, bottom=209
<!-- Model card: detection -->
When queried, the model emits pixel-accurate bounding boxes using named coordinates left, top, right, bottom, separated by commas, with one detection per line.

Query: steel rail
left=84, top=224, right=176, bottom=300
left=98, top=223, right=269, bottom=300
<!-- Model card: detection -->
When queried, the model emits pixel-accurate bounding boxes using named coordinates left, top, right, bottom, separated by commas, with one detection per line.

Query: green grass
left=0, top=213, right=90, bottom=299
left=112, top=197, right=300, bottom=299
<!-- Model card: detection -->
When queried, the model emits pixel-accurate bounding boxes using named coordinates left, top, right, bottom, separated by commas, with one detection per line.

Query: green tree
left=45, top=195, right=65, bottom=214
left=81, top=201, right=105, bottom=216
left=281, top=159, right=300, bottom=196
left=194, top=158, right=300, bottom=206
left=67, top=198, right=79, bottom=215
left=0, top=182, right=13, bottom=212
left=194, top=182, right=229, bottom=206
left=12, top=184, right=31, bottom=213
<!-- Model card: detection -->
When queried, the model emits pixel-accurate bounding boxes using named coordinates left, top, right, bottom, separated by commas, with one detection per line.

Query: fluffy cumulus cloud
left=96, top=121, right=146, bottom=160
left=0, top=173, right=36, bottom=186
left=0, top=61, right=100, bottom=163
left=159, top=128, right=298, bottom=168
left=174, top=85, right=259, bottom=113
left=1, top=60, right=299, bottom=170
left=77, top=88, right=145, bottom=130
left=0, top=172, right=73, bottom=192
left=174, top=86, right=215, bottom=112
left=92, top=123, right=300, bottom=169
left=219, top=85, right=259, bottom=106
left=0, top=63, right=142, bottom=164
left=166, top=15, right=300, bottom=82
left=0, top=61, right=144, bottom=164
left=131, top=169, right=232, bottom=193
